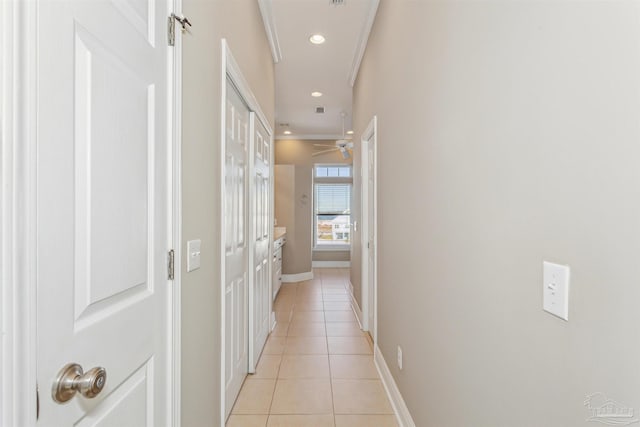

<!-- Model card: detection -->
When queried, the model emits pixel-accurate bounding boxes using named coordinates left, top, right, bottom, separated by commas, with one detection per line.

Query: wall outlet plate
left=397, top=346, right=403, bottom=370
left=543, top=261, right=570, bottom=321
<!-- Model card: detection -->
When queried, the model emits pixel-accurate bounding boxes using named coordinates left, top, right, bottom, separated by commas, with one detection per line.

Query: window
left=314, top=165, right=352, bottom=249
left=315, top=165, right=352, bottom=178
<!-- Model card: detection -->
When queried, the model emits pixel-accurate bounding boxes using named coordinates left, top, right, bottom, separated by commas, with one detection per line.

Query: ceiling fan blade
left=312, top=148, right=339, bottom=156
left=313, top=144, right=333, bottom=147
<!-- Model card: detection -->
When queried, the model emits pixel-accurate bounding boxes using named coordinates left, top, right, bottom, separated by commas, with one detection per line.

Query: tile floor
left=227, top=268, right=398, bottom=427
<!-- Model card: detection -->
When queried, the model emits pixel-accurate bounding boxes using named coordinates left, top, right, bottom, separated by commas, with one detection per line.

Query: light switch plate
left=543, top=261, right=570, bottom=321
left=187, top=239, right=201, bottom=272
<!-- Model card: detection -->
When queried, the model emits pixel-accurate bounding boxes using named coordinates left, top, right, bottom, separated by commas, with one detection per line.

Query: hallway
left=226, top=269, right=397, bottom=427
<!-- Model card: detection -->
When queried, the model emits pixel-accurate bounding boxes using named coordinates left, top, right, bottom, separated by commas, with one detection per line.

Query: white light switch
left=187, top=239, right=201, bottom=272
left=543, top=261, right=570, bottom=321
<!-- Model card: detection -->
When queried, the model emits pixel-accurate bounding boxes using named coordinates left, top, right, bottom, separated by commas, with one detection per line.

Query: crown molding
left=257, top=0, right=282, bottom=63
left=348, top=0, right=380, bottom=87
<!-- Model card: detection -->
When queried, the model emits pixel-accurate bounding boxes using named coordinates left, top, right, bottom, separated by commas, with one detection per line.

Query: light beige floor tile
left=263, top=336, right=287, bottom=355
left=274, top=300, right=295, bottom=312
left=322, top=287, right=348, bottom=294
left=279, top=355, right=330, bottom=378
left=330, top=355, right=379, bottom=379
left=294, top=302, right=325, bottom=311
left=251, top=355, right=282, bottom=379
left=327, top=337, right=372, bottom=355
left=291, top=311, right=325, bottom=323
left=272, top=322, right=289, bottom=337
left=326, top=322, right=363, bottom=337
left=295, top=294, right=323, bottom=301
left=296, top=289, right=323, bottom=297
left=277, top=291, right=297, bottom=299
left=322, top=294, right=350, bottom=302
left=322, top=283, right=347, bottom=289
left=270, top=379, right=333, bottom=414
left=231, top=379, right=276, bottom=414
left=226, top=414, right=268, bottom=427
left=225, top=415, right=269, bottom=427
left=267, top=414, right=334, bottom=427
left=287, top=322, right=326, bottom=337
left=332, top=379, right=394, bottom=414
left=321, top=279, right=347, bottom=285
left=324, top=311, right=356, bottom=323
left=284, top=337, right=328, bottom=354
left=274, top=311, right=292, bottom=323
left=324, top=302, right=352, bottom=311
left=335, top=415, right=398, bottom=427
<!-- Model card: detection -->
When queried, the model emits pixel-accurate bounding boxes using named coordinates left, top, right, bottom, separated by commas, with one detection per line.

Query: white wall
left=180, top=1, right=274, bottom=425
left=353, top=0, right=640, bottom=425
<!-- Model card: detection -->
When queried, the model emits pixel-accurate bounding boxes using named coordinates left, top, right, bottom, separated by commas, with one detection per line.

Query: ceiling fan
left=312, top=113, right=353, bottom=159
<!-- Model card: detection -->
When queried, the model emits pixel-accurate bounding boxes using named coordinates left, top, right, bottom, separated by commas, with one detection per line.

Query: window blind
left=315, top=184, right=351, bottom=215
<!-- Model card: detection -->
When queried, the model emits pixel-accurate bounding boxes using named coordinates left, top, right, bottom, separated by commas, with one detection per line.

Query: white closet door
left=249, top=114, right=272, bottom=370
left=224, top=79, right=250, bottom=418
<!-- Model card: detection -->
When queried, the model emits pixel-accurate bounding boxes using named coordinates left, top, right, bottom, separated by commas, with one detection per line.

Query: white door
left=249, top=115, right=271, bottom=371
left=366, top=137, right=376, bottom=338
left=362, top=117, right=377, bottom=341
left=36, top=0, right=172, bottom=425
left=224, top=79, right=250, bottom=417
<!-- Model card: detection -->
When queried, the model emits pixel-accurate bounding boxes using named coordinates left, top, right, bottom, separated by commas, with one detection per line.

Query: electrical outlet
left=397, top=346, right=403, bottom=370
left=543, top=261, right=570, bottom=321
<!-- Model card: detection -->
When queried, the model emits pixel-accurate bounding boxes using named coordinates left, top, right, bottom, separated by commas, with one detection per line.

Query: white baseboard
left=374, top=345, right=416, bottom=427
left=270, top=312, right=277, bottom=331
left=281, top=271, right=314, bottom=283
left=312, top=261, right=351, bottom=268
left=347, top=280, right=363, bottom=328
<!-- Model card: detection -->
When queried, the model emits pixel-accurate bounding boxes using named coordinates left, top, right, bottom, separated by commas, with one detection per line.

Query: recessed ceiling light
left=283, top=130, right=292, bottom=135
left=311, top=91, right=323, bottom=97
left=346, top=130, right=354, bottom=135
left=309, top=34, right=325, bottom=45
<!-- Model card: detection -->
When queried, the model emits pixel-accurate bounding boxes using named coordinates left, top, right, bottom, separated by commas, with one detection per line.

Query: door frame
left=0, top=0, right=183, bottom=424
left=219, top=39, right=274, bottom=425
left=361, top=116, right=378, bottom=343
left=1, top=0, right=38, bottom=424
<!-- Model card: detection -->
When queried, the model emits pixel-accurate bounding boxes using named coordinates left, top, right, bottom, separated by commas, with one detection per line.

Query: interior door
left=36, top=0, right=171, bottom=425
left=249, top=115, right=271, bottom=371
left=224, top=79, right=250, bottom=418
left=366, top=134, right=376, bottom=338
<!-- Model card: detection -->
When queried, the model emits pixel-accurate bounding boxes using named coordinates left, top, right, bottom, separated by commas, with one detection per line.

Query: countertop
left=274, top=227, right=287, bottom=241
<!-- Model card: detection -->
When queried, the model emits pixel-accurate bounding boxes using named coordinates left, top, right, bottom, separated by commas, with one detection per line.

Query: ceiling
left=259, top=0, right=379, bottom=139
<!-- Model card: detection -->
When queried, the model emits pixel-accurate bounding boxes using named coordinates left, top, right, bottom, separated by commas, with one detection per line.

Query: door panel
left=367, top=142, right=376, bottom=336
left=249, top=116, right=271, bottom=370
left=224, top=80, right=250, bottom=417
left=36, top=0, right=169, bottom=425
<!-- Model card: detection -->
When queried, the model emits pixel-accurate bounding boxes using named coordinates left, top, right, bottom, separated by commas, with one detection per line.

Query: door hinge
left=168, top=13, right=192, bottom=46
left=168, top=249, right=175, bottom=280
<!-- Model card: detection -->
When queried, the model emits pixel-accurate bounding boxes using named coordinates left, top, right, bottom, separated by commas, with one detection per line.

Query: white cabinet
left=272, top=236, right=285, bottom=299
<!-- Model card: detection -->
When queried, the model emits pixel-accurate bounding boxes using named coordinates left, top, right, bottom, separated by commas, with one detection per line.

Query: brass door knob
left=52, top=363, right=107, bottom=403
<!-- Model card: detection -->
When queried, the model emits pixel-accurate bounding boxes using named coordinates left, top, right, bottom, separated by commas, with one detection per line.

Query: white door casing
left=361, top=116, right=378, bottom=342
left=36, top=0, right=174, bottom=425
left=248, top=114, right=272, bottom=371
